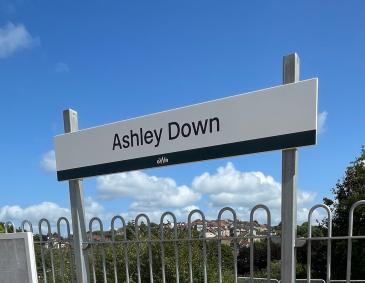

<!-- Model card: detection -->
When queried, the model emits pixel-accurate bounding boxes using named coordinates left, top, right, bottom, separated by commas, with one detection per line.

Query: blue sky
left=0, top=1, right=364, bottom=226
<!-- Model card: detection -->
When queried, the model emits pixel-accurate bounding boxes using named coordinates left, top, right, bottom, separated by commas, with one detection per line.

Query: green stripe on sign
left=57, top=130, right=316, bottom=181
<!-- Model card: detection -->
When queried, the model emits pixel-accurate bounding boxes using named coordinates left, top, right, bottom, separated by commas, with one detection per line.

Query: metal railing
left=1, top=200, right=365, bottom=282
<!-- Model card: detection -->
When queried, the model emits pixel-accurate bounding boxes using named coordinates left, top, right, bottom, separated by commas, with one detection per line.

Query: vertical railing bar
left=39, top=219, right=56, bottom=283
left=124, top=222, right=130, bottom=283
left=135, top=216, right=142, bottom=283
left=59, top=232, right=65, bottom=283
left=188, top=215, right=193, bottom=283
left=233, top=217, right=238, bottom=283
left=250, top=205, right=272, bottom=283
left=57, top=218, right=67, bottom=283
left=307, top=204, right=332, bottom=283
left=94, top=218, right=107, bottom=283
left=48, top=219, right=56, bottom=283
left=202, top=221, right=207, bottom=283
left=147, top=218, right=154, bottom=283
left=307, top=214, right=312, bottom=283
left=101, top=225, right=107, bottom=283
left=249, top=214, right=254, bottom=283
left=90, top=240, right=96, bottom=282
left=38, top=220, right=48, bottom=283
left=68, top=217, right=75, bottom=283
left=159, top=216, right=167, bottom=283
left=217, top=216, right=222, bottom=283
left=135, top=214, right=153, bottom=283
left=346, top=200, right=365, bottom=282
left=233, top=209, right=238, bottom=283
left=88, top=218, right=101, bottom=283
left=70, top=242, right=76, bottom=283
left=54, top=217, right=75, bottom=283
left=4, top=221, right=16, bottom=233
left=60, top=217, right=72, bottom=282
left=111, top=220, right=119, bottom=283
left=188, top=209, right=207, bottom=283
left=111, top=216, right=126, bottom=283
left=346, top=210, right=353, bottom=283
left=326, top=209, right=332, bottom=283
left=160, top=212, right=178, bottom=283
left=49, top=225, right=56, bottom=283
left=21, top=220, right=33, bottom=233
left=266, top=208, right=272, bottom=283
left=218, top=207, right=238, bottom=283
left=173, top=215, right=180, bottom=283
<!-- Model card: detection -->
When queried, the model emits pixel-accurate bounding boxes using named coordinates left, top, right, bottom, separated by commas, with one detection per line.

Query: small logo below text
left=157, top=156, right=168, bottom=165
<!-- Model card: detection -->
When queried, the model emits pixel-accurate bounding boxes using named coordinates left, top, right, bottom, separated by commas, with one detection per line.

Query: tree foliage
left=323, top=147, right=365, bottom=279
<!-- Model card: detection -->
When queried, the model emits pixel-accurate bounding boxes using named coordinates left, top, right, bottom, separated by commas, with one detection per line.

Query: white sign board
left=0, top=233, right=38, bottom=283
left=55, top=78, right=318, bottom=181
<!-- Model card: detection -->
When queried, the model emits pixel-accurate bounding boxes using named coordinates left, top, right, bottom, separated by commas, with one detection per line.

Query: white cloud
left=2, top=162, right=318, bottom=228
left=96, top=162, right=316, bottom=224
left=318, top=111, right=328, bottom=134
left=0, top=198, right=109, bottom=232
left=192, top=162, right=316, bottom=223
left=298, top=191, right=316, bottom=205
left=0, top=202, right=70, bottom=227
left=40, top=150, right=56, bottom=172
left=193, top=162, right=282, bottom=208
left=0, top=22, right=39, bottom=59
left=84, top=197, right=106, bottom=219
left=97, top=171, right=201, bottom=211
left=55, top=62, right=69, bottom=73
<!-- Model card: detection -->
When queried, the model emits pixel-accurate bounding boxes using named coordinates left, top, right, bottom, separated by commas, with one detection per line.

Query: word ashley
left=112, top=117, right=220, bottom=150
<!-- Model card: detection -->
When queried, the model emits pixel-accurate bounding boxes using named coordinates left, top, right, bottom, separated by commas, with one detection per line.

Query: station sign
left=55, top=78, right=317, bottom=181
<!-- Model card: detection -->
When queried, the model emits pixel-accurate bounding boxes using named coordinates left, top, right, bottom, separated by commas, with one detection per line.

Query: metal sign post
left=63, top=109, right=90, bottom=283
left=281, top=53, right=299, bottom=282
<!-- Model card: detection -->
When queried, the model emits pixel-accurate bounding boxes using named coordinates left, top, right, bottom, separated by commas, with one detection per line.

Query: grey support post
left=281, top=53, right=299, bottom=282
left=63, top=109, right=90, bottom=283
